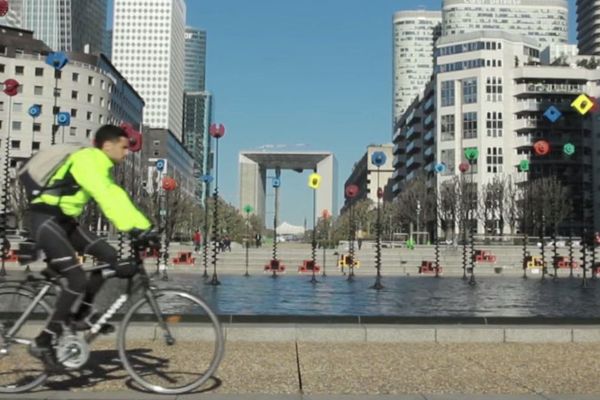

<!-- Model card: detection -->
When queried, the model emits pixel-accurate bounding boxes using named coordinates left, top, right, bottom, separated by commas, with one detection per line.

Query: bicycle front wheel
left=0, top=287, right=51, bottom=393
left=118, top=290, right=224, bottom=394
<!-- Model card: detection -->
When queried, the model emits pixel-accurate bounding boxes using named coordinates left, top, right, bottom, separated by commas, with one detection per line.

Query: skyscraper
left=19, top=0, right=107, bottom=52
left=392, top=10, right=441, bottom=125
left=577, top=0, right=600, bottom=55
left=184, top=27, right=207, bottom=92
left=183, top=26, right=210, bottom=202
left=112, top=0, right=186, bottom=139
left=442, top=0, right=568, bottom=46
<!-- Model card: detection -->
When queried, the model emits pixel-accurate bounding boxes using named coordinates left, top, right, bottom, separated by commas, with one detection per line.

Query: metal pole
left=210, top=137, right=221, bottom=286
left=310, top=187, right=318, bottom=284
left=0, top=96, right=14, bottom=278
left=371, top=166, right=383, bottom=290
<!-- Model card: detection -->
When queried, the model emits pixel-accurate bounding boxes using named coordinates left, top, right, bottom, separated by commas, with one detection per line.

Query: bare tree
left=438, top=177, right=459, bottom=241
left=395, top=175, right=436, bottom=237
left=479, top=175, right=505, bottom=236
left=503, top=175, right=522, bottom=235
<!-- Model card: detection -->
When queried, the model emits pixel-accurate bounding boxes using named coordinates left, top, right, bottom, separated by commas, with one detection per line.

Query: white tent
left=276, top=222, right=305, bottom=235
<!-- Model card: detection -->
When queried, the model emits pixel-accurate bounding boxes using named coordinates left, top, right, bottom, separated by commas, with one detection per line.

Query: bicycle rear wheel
left=0, top=287, right=51, bottom=393
left=118, top=290, right=224, bottom=394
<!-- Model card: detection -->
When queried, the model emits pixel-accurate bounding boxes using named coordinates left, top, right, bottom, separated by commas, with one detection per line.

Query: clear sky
left=111, top=0, right=579, bottom=228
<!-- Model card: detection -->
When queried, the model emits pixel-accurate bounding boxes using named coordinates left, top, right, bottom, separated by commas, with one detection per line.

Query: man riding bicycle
left=26, top=125, right=154, bottom=369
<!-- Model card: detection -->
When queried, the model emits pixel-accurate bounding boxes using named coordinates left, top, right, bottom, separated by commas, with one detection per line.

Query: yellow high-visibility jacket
left=32, top=147, right=151, bottom=232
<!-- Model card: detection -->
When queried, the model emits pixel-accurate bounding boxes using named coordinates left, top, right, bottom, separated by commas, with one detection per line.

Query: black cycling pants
left=29, top=211, right=119, bottom=336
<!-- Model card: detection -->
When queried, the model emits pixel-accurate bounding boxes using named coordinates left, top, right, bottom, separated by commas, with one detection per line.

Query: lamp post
left=269, top=171, right=282, bottom=278
left=243, top=204, right=253, bottom=277
left=0, top=78, right=20, bottom=277
left=201, top=174, right=213, bottom=278
left=370, top=151, right=387, bottom=290
left=416, top=200, right=421, bottom=245
left=345, top=184, right=359, bottom=281
left=307, top=171, right=321, bottom=284
left=45, top=52, right=69, bottom=145
left=464, top=147, right=479, bottom=286
left=209, top=123, right=225, bottom=286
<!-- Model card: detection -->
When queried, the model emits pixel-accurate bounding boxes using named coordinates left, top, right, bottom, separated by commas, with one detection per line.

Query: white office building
left=435, top=31, right=600, bottom=233
left=442, top=0, right=568, bottom=47
left=112, top=0, right=185, bottom=140
left=393, top=10, right=441, bottom=126
left=577, top=0, right=600, bottom=56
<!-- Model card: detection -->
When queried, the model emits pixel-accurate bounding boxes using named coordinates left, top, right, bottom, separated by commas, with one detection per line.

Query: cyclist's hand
left=130, top=228, right=161, bottom=250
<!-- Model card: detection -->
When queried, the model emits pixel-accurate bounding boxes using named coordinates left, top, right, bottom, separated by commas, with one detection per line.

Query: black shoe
left=28, top=340, right=62, bottom=372
left=71, top=312, right=115, bottom=334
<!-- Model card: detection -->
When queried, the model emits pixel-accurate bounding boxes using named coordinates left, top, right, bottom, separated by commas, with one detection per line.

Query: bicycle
left=0, top=234, right=224, bottom=394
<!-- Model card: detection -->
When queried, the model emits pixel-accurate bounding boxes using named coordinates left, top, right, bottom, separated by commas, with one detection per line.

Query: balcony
left=406, top=156, right=421, bottom=170
left=405, top=127, right=419, bottom=141
left=424, top=146, right=434, bottom=158
left=406, top=140, right=420, bottom=155
left=393, top=154, right=405, bottom=168
left=424, top=114, right=434, bottom=128
left=424, top=161, right=434, bottom=172
left=514, top=119, right=539, bottom=131
left=393, top=142, right=405, bottom=155
left=424, top=129, right=434, bottom=143
left=424, top=97, right=434, bottom=112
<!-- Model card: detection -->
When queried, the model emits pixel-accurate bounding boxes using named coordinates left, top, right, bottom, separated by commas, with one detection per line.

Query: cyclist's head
left=94, top=125, right=129, bottom=164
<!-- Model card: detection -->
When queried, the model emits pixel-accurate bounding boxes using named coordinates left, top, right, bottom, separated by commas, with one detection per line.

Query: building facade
left=0, top=0, right=22, bottom=28
left=433, top=31, right=600, bottom=234
left=142, top=128, right=201, bottom=202
left=0, top=25, right=144, bottom=210
left=393, top=10, right=441, bottom=126
left=16, top=0, right=108, bottom=53
left=343, top=144, right=394, bottom=211
left=391, top=80, right=436, bottom=196
left=112, top=0, right=186, bottom=139
left=183, top=91, right=212, bottom=202
left=442, top=0, right=568, bottom=47
left=577, top=0, right=600, bottom=56
left=184, top=27, right=206, bottom=92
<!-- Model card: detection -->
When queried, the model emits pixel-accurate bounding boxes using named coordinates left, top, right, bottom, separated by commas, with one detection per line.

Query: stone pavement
left=2, top=340, right=600, bottom=399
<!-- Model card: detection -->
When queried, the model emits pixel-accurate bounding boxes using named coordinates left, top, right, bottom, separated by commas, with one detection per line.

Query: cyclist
left=27, top=124, right=153, bottom=369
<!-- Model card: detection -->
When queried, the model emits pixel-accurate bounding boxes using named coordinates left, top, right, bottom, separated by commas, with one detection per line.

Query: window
left=71, top=90, right=78, bottom=100
left=87, top=94, right=93, bottom=103
left=13, top=102, right=22, bottom=112
left=15, top=66, right=24, bottom=75
left=462, top=78, right=477, bottom=104
left=441, top=80, right=455, bottom=107
left=12, top=121, right=21, bottom=131
left=153, top=140, right=160, bottom=146
left=86, top=111, right=92, bottom=121
left=463, top=112, right=477, bottom=139
left=86, top=129, right=92, bottom=138
left=11, top=140, right=20, bottom=149
left=486, top=77, right=503, bottom=102
left=35, top=67, right=44, bottom=76
left=33, top=123, right=41, bottom=132
left=34, top=86, right=43, bottom=95
left=441, top=115, right=455, bottom=141
left=0, top=64, right=4, bottom=73
left=32, top=142, right=40, bottom=151
left=72, top=73, right=79, bottom=82
left=0, top=101, right=3, bottom=111
left=153, top=150, right=160, bottom=156
left=54, top=88, right=61, bottom=98
left=487, top=147, right=503, bottom=173
left=71, top=108, right=77, bottom=118
left=486, top=112, right=503, bottom=137
left=88, top=76, right=94, bottom=85
left=440, top=149, right=455, bottom=175
left=70, top=127, right=76, bottom=136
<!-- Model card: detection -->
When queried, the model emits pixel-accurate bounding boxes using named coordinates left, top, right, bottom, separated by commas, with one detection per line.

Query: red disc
left=459, top=162, right=470, bottom=173
left=209, top=123, right=225, bottom=138
left=3, top=79, right=19, bottom=96
left=345, top=184, right=359, bottom=199
left=377, top=187, right=384, bottom=199
left=0, top=1, right=9, bottom=17
left=162, top=176, right=177, bottom=191
left=533, top=140, right=550, bottom=156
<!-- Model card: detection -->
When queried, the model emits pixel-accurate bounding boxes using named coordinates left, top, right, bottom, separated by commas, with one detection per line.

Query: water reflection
left=155, top=275, right=600, bottom=318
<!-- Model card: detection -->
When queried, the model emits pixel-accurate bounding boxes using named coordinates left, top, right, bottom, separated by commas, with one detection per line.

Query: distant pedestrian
left=255, top=232, right=262, bottom=248
left=224, top=236, right=232, bottom=252
left=1, top=237, right=10, bottom=259
left=193, top=229, right=202, bottom=253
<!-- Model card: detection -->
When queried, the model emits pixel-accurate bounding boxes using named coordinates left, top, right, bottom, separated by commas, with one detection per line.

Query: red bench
left=172, top=251, right=195, bottom=265
left=553, top=256, right=578, bottom=269
left=418, top=260, right=442, bottom=274
left=298, top=260, right=320, bottom=274
left=264, top=259, right=286, bottom=273
left=473, top=250, right=497, bottom=263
